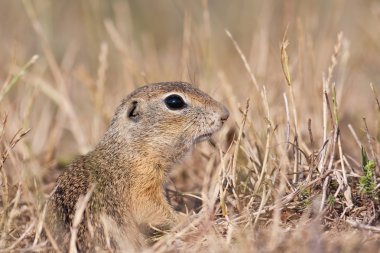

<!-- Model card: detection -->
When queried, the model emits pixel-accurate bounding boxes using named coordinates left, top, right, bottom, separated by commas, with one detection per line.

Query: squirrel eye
left=164, top=94, right=187, bottom=110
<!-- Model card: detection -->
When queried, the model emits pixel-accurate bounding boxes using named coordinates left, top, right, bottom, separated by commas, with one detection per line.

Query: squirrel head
left=100, top=82, right=229, bottom=166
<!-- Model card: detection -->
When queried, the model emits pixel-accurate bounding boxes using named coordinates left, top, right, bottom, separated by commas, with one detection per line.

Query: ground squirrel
left=47, top=82, right=229, bottom=252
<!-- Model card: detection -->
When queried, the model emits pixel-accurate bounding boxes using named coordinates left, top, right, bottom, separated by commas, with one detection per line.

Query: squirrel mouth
left=194, top=133, right=213, bottom=143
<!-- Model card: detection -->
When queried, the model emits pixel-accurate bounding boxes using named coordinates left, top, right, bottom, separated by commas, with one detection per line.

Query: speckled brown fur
left=46, top=82, right=229, bottom=252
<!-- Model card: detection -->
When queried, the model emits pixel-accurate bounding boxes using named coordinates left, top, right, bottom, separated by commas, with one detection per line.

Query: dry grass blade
left=348, top=124, right=362, bottom=149
left=225, top=30, right=259, bottom=92
left=370, top=82, right=380, bottom=113
left=69, top=185, right=95, bottom=253
left=280, top=29, right=301, bottom=181
left=345, top=219, right=380, bottom=233
left=232, top=99, right=250, bottom=186
left=0, top=55, right=39, bottom=103
left=280, top=27, right=291, bottom=87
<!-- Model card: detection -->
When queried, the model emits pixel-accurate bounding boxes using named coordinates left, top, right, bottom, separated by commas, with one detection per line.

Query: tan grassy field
left=1, top=0, right=380, bottom=252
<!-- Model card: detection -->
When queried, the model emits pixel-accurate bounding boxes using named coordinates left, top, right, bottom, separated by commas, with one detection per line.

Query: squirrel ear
left=127, top=100, right=141, bottom=122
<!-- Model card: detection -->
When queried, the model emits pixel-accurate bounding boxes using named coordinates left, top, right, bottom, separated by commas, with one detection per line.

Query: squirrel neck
left=91, top=136, right=170, bottom=190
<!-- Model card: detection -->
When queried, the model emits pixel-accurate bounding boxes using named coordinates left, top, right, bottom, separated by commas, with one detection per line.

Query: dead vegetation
left=1, top=0, right=380, bottom=252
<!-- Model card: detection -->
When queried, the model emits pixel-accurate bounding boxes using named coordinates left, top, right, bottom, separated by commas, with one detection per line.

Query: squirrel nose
left=220, top=106, right=230, bottom=122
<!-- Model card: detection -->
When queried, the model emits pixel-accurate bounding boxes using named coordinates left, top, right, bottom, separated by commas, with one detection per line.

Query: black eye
left=164, top=94, right=187, bottom=110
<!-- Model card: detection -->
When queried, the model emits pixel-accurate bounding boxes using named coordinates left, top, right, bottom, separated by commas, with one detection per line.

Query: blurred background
left=1, top=1, right=380, bottom=251
left=0, top=0, right=379, bottom=186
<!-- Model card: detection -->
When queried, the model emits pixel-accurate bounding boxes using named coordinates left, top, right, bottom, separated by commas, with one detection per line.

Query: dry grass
left=1, top=0, right=380, bottom=252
